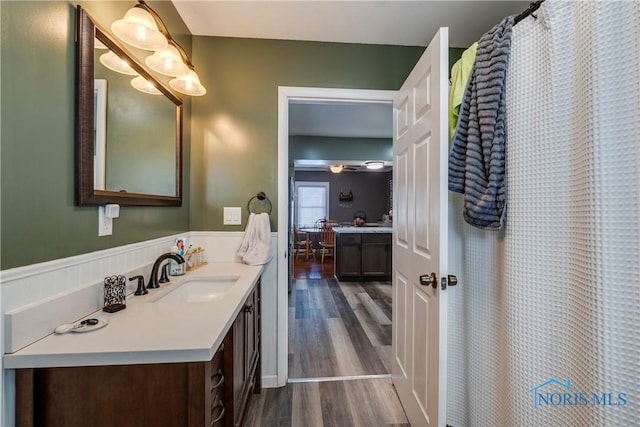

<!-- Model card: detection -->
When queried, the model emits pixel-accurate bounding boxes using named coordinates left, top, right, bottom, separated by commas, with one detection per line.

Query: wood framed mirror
left=76, top=6, right=183, bottom=206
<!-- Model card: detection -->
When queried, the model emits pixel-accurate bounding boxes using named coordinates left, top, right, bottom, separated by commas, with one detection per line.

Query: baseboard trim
left=261, top=374, right=279, bottom=388
left=287, top=374, right=392, bottom=384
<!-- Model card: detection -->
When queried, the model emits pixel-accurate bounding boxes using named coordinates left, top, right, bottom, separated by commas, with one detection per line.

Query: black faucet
left=147, top=253, right=185, bottom=289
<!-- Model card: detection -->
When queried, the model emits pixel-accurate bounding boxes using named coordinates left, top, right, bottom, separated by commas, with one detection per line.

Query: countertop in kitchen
left=3, top=262, right=263, bottom=369
left=333, top=226, right=393, bottom=234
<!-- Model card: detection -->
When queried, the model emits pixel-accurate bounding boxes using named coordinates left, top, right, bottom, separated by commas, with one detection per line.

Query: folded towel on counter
left=448, top=15, right=515, bottom=230
left=237, top=212, right=273, bottom=266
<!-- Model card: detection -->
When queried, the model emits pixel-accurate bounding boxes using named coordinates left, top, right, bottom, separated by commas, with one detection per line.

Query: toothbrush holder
left=103, top=275, right=126, bottom=313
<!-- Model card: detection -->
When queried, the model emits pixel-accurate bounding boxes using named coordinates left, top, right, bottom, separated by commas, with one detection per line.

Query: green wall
left=1, top=2, right=433, bottom=268
left=189, top=37, right=425, bottom=231
left=290, top=136, right=392, bottom=162
left=0, top=1, right=192, bottom=269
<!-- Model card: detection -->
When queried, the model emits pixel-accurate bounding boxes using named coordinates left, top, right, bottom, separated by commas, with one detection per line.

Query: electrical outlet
left=223, top=207, right=242, bottom=225
left=98, top=206, right=113, bottom=236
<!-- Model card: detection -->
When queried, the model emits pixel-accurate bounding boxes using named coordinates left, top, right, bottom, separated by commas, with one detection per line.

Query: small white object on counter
left=4, top=262, right=263, bottom=369
left=55, top=319, right=109, bottom=334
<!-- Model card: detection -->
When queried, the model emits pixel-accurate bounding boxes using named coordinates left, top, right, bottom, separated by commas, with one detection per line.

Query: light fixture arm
left=136, top=1, right=195, bottom=70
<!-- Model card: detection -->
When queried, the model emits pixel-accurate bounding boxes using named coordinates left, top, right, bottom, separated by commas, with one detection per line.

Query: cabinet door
left=244, top=289, right=257, bottom=375
left=230, top=310, right=245, bottom=426
left=252, top=279, right=262, bottom=391
left=361, top=234, right=392, bottom=276
left=361, top=242, right=388, bottom=276
left=224, top=280, right=262, bottom=427
left=337, top=234, right=361, bottom=277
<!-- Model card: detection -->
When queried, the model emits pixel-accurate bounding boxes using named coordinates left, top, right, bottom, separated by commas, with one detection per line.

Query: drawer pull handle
left=244, top=304, right=254, bottom=314
left=210, top=370, right=224, bottom=391
left=211, top=402, right=225, bottom=426
left=215, top=343, right=224, bottom=354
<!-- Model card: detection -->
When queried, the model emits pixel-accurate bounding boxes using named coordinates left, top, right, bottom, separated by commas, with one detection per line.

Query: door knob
left=448, top=275, right=458, bottom=286
left=419, top=272, right=438, bottom=288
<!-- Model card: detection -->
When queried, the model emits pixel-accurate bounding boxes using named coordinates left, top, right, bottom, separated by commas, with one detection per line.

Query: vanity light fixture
left=365, top=161, right=385, bottom=170
left=99, top=51, right=138, bottom=75
left=131, top=76, right=162, bottom=95
left=330, top=165, right=344, bottom=174
left=169, top=69, right=207, bottom=97
left=111, top=1, right=206, bottom=96
left=111, top=5, right=167, bottom=51
left=145, top=42, right=190, bottom=77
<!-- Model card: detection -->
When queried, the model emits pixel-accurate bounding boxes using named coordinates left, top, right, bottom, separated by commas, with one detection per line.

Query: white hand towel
left=237, top=213, right=256, bottom=259
left=238, top=212, right=273, bottom=266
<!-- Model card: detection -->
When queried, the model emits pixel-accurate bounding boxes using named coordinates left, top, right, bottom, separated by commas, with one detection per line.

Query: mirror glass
left=76, top=6, right=183, bottom=206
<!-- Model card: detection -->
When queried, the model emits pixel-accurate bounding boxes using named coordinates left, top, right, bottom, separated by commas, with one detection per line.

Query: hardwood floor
left=244, top=378, right=409, bottom=427
left=293, top=256, right=335, bottom=279
left=289, top=278, right=391, bottom=378
left=245, top=273, right=408, bottom=426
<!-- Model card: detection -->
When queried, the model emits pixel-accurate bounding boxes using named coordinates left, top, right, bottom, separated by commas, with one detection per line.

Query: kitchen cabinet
left=336, top=233, right=362, bottom=277
left=336, top=233, right=391, bottom=281
left=361, top=233, right=392, bottom=277
left=15, top=278, right=262, bottom=427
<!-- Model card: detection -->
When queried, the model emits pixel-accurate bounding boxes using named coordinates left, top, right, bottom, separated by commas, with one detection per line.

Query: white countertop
left=333, top=226, right=393, bottom=234
left=3, top=262, right=263, bottom=369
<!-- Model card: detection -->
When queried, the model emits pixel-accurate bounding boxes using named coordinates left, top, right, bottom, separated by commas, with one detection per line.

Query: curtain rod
left=514, top=0, right=546, bottom=25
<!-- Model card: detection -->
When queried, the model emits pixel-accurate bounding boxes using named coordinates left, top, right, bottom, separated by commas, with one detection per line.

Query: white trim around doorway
left=276, top=86, right=396, bottom=386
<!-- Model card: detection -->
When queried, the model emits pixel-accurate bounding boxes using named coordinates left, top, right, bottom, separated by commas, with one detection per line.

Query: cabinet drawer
left=339, top=233, right=361, bottom=244
left=362, top=233, right=391, bottom=244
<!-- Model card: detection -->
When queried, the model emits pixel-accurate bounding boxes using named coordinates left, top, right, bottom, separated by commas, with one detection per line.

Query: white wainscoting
left=1, top=231, right=280, bottom=427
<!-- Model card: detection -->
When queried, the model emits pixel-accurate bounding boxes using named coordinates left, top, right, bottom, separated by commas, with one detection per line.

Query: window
left=295, top=181, right=329, bottom=228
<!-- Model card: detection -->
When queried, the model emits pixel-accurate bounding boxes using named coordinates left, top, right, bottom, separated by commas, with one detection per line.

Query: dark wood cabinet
left=15, top=278, right=262, bottom=427
left=336, top=233, right=361, bottom=277
left=336, top=233, right=391, bottom=281
left=361, top=234, right=391, bottom=277
left=223, top=283, right=261, bottom=427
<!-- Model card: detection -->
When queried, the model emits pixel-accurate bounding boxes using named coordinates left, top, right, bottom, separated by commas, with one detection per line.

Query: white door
left=392, top=28, right=449, bottom=426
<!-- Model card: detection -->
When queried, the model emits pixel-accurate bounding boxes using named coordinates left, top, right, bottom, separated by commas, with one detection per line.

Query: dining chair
left=293, top=227, right=312, bottom=260
left=318, top=228, right=336, bottom=263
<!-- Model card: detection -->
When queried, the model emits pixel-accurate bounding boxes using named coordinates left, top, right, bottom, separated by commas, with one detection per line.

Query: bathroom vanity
left=5, top=263, right=262, bottom=427
left=334, top=227, right=392, bottom=281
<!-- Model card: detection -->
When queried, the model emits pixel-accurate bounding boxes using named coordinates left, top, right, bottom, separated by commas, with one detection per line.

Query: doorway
left=277, top=87, right=396, bottom=385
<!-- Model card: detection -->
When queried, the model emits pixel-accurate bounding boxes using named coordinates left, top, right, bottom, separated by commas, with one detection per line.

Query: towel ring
left=247, top=192, right=272, bottom=215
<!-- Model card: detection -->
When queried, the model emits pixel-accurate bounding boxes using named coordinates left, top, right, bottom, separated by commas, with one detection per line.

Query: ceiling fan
left=329, top=164, right=359, bottom=173
left=329, top=161, right=385, bottom=173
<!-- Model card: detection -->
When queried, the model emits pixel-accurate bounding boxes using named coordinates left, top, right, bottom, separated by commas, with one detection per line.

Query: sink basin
left=153, top=276, right=239, bottom=303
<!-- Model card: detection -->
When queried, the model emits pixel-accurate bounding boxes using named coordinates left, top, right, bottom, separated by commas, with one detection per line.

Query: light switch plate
left=223, top=207, right=242, bottom=225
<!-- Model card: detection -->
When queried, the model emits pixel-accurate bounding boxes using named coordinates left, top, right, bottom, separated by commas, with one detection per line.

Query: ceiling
left=171, top=1, right=528, bottom=48
left=170, top=1, right=528, bottom=166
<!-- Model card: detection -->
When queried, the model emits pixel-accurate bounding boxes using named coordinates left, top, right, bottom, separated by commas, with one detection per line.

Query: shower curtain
left=447, top=1, right=640, bottom=426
